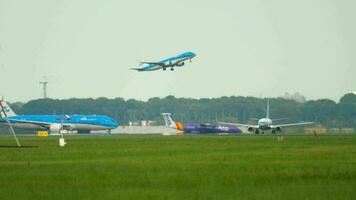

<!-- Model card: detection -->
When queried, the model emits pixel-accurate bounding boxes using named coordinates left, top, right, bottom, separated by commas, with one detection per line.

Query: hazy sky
left=0, top=0, right=355, bottom=102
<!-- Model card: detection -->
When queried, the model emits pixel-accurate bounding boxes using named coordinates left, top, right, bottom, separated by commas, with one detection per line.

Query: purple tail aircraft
left=162, top=113, right=242, bottom=134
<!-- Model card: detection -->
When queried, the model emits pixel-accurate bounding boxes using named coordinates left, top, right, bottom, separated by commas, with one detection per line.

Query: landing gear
left=272, top=129, right=276, bottom=134
left=170, top=68, right=174, bottom=71
left=163, top=67, right=166, bottom=71
left=190, top=59, right=192, bottom=63
left=255, top=129, right=260, bottom=134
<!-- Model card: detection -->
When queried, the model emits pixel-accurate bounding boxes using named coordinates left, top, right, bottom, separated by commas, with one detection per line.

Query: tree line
left=8, top=93, right=356, bottom=129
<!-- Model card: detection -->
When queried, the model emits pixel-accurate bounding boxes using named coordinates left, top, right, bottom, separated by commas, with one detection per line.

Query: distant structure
left=128, top=120, right=156, bottom=126
left=141, top=120, right=155, bottom=126
left=282, top=92, right=306, bottom=103
left=39, top=81, right=48, bottom=98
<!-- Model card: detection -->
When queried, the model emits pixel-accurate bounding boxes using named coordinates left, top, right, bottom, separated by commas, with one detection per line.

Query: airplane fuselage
left=257, top=118, right=273, bottom=130
left=176, top=122, right=242, bottom=134
left=137, top=51, right=196, bottom=71
left=0, top=115, right=119, bottom=133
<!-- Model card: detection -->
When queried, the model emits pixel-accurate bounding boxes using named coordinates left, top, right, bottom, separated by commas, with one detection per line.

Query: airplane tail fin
left=0, top=101, right=17, bottom=118
left=162, top=113, right=177, bottom=129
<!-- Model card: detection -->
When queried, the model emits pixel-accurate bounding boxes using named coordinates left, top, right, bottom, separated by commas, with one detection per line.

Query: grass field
left=0, top=134, right=355, bottom=200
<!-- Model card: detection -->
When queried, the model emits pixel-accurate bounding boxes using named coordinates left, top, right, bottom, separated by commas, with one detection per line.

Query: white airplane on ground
left=219, top=100, right=314, bottom=134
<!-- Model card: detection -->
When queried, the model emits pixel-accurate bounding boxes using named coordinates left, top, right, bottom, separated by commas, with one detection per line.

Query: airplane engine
left=50, top=123, right=62, bottom=133
left=247, top=127, right=255, bottom=132
left=177, top=62, right=185, bottom=66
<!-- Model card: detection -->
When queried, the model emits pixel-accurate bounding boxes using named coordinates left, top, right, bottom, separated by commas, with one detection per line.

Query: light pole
left=39, top=81, right=48, bottom=98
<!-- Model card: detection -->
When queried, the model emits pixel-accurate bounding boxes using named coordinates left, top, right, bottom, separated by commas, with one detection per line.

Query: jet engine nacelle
left=276, top=127, right=282, bottom=132
left=247, top=127, right=255, bottom=132
left=177, top=62, right=185, bottom=67
left=50, top=123, right=62, bottom=133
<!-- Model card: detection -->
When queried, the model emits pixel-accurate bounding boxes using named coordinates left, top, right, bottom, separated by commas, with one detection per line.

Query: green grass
left=0, top=134, right=355, bottom=200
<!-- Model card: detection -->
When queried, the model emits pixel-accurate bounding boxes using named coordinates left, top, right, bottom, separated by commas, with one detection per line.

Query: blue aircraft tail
left=0, top=101, right=17, bottom=118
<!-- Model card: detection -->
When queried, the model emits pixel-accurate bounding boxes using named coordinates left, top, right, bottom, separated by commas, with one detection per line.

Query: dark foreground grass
left=0, top=134, right=355, bottom=200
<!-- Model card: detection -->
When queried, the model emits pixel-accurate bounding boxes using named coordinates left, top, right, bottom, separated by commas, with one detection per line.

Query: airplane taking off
left=132, top=52, right=196, bottom=71
left=220, top=100, right=314, bottom=134
left=162, top=113, right=242, bottom=134
left=0, top=101, right=119, bottom=134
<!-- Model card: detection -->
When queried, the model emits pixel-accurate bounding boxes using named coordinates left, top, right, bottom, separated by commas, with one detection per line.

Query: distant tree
left=10, top=93, right=356, bottom=128
left=8, top=102, right=25, bottom=114
left=338, top=93, right=356, bottom=128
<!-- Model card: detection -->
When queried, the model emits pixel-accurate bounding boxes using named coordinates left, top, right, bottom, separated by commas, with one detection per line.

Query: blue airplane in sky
left=132, top=51, right=197, bottom=71
left=0, top=101, right=119, bottom=133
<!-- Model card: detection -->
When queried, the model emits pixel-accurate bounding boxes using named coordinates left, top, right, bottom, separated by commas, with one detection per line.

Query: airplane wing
left=130, top=68, right=144, bottom=71
left=140, top=62, right=166, bottom=67
left=271, top=122, right=314, bottom=128
left=218, top=122, right=258, bottom=128
left=2, top=118, right=51, bottom=129
left=5, top=118, right=72, bottom=129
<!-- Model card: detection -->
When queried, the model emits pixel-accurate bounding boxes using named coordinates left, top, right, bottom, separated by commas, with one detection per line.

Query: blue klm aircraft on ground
left=0, top=101, right=119, bottom=134
left=132, top=51, right=196, bottom=71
